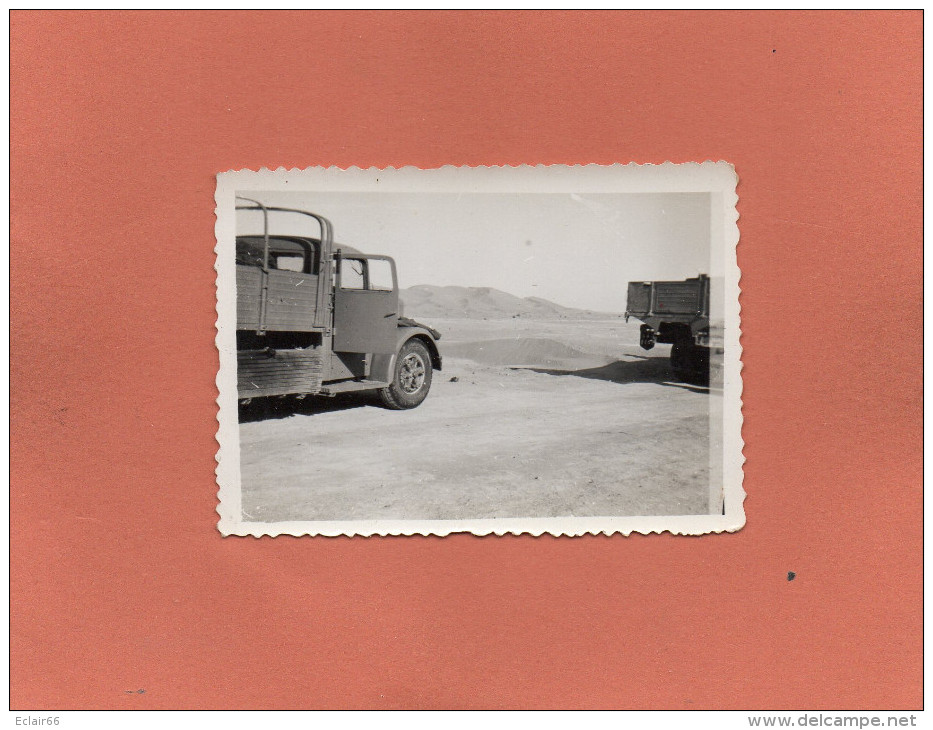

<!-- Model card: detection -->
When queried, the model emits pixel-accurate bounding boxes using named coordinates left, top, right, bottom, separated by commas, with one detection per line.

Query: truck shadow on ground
left=238, top=393, right=377, bottom=423
left=515, top=358, right=709, bottom=394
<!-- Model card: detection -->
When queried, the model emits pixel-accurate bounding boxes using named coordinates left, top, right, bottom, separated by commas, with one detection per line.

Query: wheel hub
left=399, top=353, right=426, bottom=393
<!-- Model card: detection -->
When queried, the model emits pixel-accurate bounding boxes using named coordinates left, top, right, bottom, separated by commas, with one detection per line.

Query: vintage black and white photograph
left=215, top=163, right=742, bottom=536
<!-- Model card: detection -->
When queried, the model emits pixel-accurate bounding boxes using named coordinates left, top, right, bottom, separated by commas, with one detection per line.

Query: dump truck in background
left=625, top=274, right=722, bottom=385
left=235, top=198, right=441, bottom=409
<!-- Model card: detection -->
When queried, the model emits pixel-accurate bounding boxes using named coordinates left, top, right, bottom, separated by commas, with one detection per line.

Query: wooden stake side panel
left=263, top=270, right=321, bottom=332
left=235, top=265, right=321, bottom=332
left=235, top=265, right=262, bottom=331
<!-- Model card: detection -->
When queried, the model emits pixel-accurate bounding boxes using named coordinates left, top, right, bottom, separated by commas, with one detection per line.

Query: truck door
left=333, top=254, right=399, bottom=355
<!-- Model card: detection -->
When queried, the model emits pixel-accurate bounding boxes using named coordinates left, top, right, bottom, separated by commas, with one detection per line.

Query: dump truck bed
left=625, top=276, right=709, bottom=324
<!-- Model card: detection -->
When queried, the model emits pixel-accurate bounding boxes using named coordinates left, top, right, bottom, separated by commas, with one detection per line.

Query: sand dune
left=400, top=284, right=621, bottom=320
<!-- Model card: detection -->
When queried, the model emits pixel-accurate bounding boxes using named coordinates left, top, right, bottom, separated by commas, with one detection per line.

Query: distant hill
left=399, top=285, right=622, bottom=320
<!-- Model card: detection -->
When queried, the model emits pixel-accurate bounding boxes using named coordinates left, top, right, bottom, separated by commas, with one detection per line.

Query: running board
left=319, top=379, right=390, bottom=395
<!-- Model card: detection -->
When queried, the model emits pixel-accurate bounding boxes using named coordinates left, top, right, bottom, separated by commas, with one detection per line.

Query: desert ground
left=237, top=314, right=719, bottom=523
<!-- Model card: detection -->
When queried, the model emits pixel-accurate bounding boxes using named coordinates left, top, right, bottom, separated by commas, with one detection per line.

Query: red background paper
left=10, top=11, right=922, bottom=709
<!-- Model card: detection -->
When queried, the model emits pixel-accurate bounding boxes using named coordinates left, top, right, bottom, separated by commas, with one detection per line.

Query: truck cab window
left=368, top=258, right=395, bottom=291
left=272, top=254, right=304, bottom=272
left=235, top=236, right=314, bottom=273
left=341, top=258, right=366, bottom=289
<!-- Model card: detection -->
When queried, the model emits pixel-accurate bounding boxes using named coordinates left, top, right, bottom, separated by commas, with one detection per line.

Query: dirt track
left=238, top=318, right=716, bottom=522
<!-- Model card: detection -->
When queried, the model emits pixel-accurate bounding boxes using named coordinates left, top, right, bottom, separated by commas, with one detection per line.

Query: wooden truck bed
left=626, top=276, right=709, bottom=323
left=236, top=265, right=322, bottom=333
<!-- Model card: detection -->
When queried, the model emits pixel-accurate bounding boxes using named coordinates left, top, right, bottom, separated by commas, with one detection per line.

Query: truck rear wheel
left=378, top=339, right=433, bottom=410
left=671, top=341, right=710, bottom=386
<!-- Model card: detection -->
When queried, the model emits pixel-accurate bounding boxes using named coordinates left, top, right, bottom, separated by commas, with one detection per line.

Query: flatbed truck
left=235, top=198, right=441, bottom=409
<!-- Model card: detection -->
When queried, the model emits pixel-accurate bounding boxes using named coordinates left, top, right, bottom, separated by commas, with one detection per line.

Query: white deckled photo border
left=215, top=163, right=743, bottom=537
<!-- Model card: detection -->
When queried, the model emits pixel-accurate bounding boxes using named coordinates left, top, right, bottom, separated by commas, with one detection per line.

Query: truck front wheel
left=378, top=339, right=433, bottom=409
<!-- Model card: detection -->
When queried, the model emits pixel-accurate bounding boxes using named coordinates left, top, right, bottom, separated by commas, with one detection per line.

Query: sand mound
left=442, top=337, right=609, bottom=368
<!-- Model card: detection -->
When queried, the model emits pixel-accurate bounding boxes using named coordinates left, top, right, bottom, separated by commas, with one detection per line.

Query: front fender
left=370, top=327, right=442, bottom=382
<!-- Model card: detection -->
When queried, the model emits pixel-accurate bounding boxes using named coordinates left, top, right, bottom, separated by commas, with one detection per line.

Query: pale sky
left=235, top=190, right=711, bottom=313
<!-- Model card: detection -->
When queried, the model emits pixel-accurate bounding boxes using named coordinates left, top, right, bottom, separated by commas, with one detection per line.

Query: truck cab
left=235, top=198, right=441, bottom=409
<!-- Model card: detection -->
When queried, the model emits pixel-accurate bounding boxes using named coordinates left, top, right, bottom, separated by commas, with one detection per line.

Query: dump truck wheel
left=379, top=339, right=433, bottom=410
left=670, top=341, right=689, bottom=380
left=671, top=341, right=710, bottom=386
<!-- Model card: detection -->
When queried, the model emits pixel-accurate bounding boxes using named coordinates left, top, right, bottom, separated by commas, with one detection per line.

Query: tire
left=670, top=341, right=710, bottom=386
left=378, top=339, right=433, bottom=410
